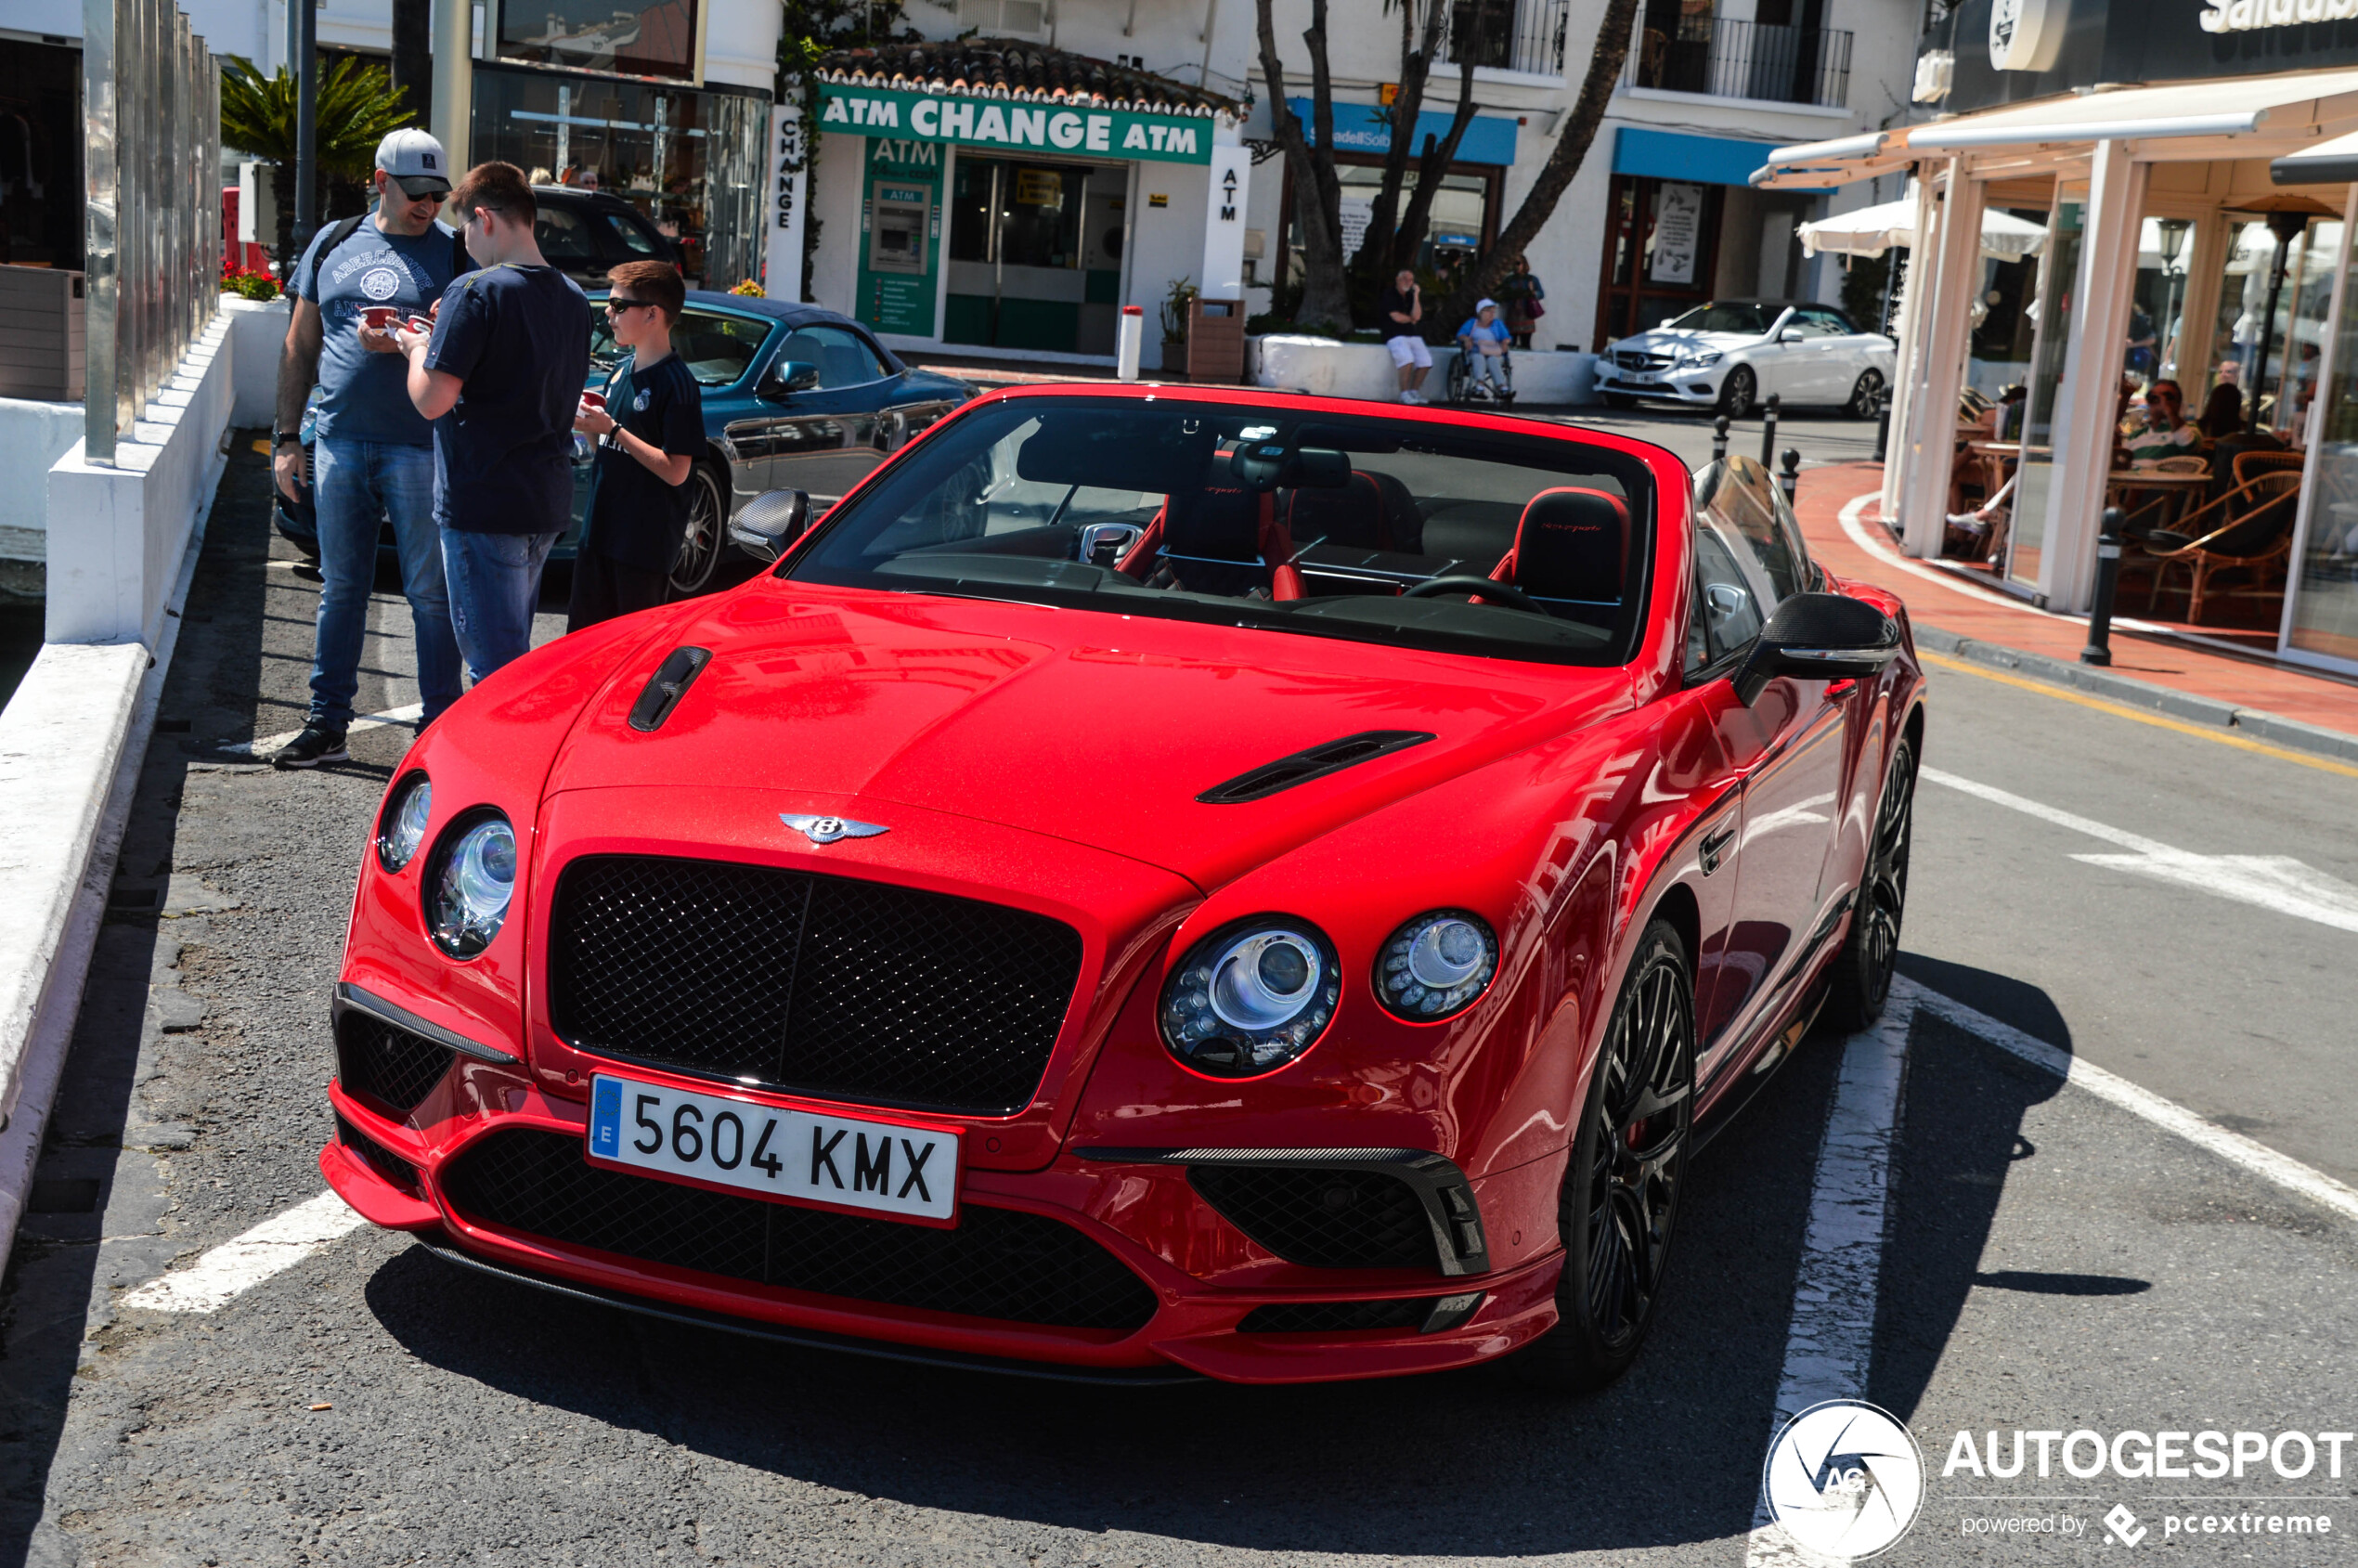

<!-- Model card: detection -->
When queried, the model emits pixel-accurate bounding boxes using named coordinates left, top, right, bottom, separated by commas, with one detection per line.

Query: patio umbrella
left=1798, top=184, right=2049, bottom=261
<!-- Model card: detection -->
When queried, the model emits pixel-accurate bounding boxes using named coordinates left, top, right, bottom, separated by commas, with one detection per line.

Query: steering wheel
left=1401, top=575, right=1548, bottom=615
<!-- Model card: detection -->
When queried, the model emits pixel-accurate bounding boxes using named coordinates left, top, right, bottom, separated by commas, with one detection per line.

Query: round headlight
left=375, top=772, right=432, bottom=873
left=1160, top=918, right=1341, bottom=1078
left=426, top=811, right=516, bottom=959
left=1374, top=911, right=1497, bottom=1021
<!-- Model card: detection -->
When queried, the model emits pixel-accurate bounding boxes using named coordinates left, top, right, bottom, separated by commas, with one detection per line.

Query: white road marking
left=233, top=703, right=423, bottom=758
left=122, top=1190, right=367, bottom=1314
left=1922, top=765, right=2358, bottom=934
left=1744, top=991, right=1918, bottom=1568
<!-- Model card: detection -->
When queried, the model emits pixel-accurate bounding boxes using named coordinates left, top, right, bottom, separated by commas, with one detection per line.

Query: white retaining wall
left=1250, top=336, right=1599, bottom=406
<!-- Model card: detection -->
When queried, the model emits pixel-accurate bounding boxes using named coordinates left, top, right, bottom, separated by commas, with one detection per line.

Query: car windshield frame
left=777, top=395, right=1660, bottom=669
left=1662, top=303, right=1777, bottom=336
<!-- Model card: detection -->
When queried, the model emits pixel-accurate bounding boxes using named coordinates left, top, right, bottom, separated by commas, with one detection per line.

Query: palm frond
left=216, top=52, right=413, bottom=175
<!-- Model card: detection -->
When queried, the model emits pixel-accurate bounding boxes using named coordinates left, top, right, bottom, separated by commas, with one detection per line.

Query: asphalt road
left=0, top=431, right=2351, bottom=1567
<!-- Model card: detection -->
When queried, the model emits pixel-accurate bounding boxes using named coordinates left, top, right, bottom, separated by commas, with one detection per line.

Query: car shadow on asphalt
left=357, top=1020, right=1855, bottom=1557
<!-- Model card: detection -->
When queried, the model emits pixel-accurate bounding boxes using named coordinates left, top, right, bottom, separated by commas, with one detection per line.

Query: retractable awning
left=2274, top=125, right=2358, bottom=187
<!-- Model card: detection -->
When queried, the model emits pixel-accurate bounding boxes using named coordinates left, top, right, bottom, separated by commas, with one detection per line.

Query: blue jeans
left=310, top=438, right=463, bottom=730
left=442, top=528, right=561, bottom=684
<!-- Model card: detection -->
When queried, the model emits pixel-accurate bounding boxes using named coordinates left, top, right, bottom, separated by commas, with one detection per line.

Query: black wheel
left=1717, top=366, right=1757, bottom=419
left=1601, top=392, right=1638, bottom=411
left=1846, top=369, right=1887, bottom=421
left=667, top=463, right=727, bottom=598
left=1514, top=919, right=1695, bottom=1393
left=1822, top=734, right=1916, bottom=1031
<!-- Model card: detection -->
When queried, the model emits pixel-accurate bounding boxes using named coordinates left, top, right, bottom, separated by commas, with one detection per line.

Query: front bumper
left=1595, top=366, right=1717, bottom=402
left=322, top=1077, right=1566, bottom=1386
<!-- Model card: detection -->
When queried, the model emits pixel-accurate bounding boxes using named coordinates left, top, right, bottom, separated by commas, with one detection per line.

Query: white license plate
left=586, top=1074, right=958, bottom=1224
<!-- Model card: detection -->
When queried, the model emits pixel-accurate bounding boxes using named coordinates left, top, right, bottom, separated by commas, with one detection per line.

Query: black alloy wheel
left=1847, top=368, right=1887, bottom=421
left=1823, top=734, right=1917, bottom=1031
left=1515, top=919, right=1695, bottom=1393
left=668, top=464, right=727, bottom=598
left=1717, top=365, right=1758, bottom=419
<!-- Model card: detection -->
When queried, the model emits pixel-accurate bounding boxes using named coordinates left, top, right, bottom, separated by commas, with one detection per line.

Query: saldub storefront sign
left=2202, top=0, right=2358, bottom=30
left=816, top=86, right=1214, bottom=164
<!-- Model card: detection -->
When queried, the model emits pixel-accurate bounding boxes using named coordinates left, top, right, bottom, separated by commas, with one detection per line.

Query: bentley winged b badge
left=781, top=813, right=889, bottom=845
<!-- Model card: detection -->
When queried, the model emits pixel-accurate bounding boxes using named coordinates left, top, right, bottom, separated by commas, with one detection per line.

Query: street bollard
left=2081, top=507, right=2126, bottom=667
left=1712, top=415, right=1730, bottom=463
left=1873, top=401, right=1891, bottom=463
left=1759, top=394, right=1781, bottom=468
left=1780, top=448, right=1801, bottom=510
left=1116, top=305, right=1145, bottom=382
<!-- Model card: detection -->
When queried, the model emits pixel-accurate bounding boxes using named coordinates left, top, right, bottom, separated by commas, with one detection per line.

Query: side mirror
left=728, top=487, right=811, bottom=563
left=1778, top=329, right=1804, bottom=343
left=758, top=360, right=823, bottom=400
left=1733, top=592, right=1900, bottom=706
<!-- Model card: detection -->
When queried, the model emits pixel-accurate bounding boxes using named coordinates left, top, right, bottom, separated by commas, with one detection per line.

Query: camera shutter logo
left=1988, top=0, right=2064, bottom=71
left=1761, top=1400, right=1926, bottom=1559
left=360, top=267, right=402, bottom=301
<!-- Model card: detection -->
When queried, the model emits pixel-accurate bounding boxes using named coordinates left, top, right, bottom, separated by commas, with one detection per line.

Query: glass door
left=2006, top=188, right=2085, bottom=591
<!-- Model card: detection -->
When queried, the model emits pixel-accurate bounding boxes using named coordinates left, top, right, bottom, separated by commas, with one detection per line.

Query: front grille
left=337, top=1112, right=421, bottom=1195
left=1614, top=350, right=1674, bottom=373
left=1189, top=1166, right=1440, bottom=1271
left=441, top=1128, right=1158, bottom=1332
left=1240, top=1297, right=1438, bottom=1333
left=548, top=856, right=1084, bottom=1115
left=335, top=1011, right=455, bottom=1115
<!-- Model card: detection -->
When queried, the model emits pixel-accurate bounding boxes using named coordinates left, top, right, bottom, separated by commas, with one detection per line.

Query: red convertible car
left=320, top=385, right=1924, bottom=1388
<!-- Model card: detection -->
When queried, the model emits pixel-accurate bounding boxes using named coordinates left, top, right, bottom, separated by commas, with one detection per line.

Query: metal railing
left=83, top=0, right=221, bottom=465
left=1621, top=14, right=1853, bottom=110
left=1437, top=0, right=1571, bottom=78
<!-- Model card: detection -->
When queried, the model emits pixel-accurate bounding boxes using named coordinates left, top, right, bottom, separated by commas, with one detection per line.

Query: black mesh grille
left=1239, top=1297, right=1438, bottom=1333
left=1190, top=1166, right=1440, bottom=1271
left=337, top=1112, right=421, bottom=1195
left=440, top=1128, right=1158, bottom=1332
left=336, top=1011, right=455, bottom=1115
left=547, top=856, right=1084, bottom=1115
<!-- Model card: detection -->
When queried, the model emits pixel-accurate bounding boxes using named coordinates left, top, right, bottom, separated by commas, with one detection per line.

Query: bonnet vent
left=627, top=646, right=712, bottom=732
left=1196, top=731, right=1435, bottom=805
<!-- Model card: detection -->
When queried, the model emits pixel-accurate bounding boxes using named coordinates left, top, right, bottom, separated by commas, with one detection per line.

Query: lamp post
left=2156, top=217, right=2190, bottom=379
left=2251, top=209, right=2313, bottom=430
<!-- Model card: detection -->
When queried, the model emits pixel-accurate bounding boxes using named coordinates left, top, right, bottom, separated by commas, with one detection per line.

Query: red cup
left=579, top=391, right=607, bottom=412
left=360, top=305, right=398, bottom=330
left=405, top=316, right=434, bottom=335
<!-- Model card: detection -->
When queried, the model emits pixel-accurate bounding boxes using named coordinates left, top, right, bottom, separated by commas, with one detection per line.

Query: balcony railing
left=1621, top=14, right=1853, bottom=110
left=1437, top=0, right=1570, bottom=79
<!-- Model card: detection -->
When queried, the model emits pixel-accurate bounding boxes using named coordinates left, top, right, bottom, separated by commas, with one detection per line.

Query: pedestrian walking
left=394, top=162, right=591, bottom=684
left=1381, top=269, right=1431, bottom=404
left=566, top=260, right=705, bottom=630
left=268, top=128, right=471, bottom=770
left=1500, top=254, right=1547, bottom=349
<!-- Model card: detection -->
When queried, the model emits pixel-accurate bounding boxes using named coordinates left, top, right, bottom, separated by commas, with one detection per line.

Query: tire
left=1513, top=919, right=1696, bottom=1393
left=1846, top=369, right=1887, bottom=421
left=1821, top=733, right=1917, bottom=1032
left=667, top=463, right=727, bottom=599
left=1602, top=392, right=1638, bottom=411
left=1717, top=366, right=1757, bottom=419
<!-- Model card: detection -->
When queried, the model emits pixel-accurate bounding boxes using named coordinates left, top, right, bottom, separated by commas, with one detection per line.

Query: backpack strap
left=298, top=214, right=368, bottom=296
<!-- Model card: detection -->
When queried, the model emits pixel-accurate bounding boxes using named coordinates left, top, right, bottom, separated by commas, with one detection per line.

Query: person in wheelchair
left=1454, top=299, right=1515, bottom=403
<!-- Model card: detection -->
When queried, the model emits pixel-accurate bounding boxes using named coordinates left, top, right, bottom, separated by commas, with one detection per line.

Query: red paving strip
left=1794, top=462, right=2358, bottom=742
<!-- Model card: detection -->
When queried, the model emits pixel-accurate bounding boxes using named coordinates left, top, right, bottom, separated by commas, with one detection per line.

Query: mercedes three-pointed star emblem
left=780, top=813, right=889, bottom=845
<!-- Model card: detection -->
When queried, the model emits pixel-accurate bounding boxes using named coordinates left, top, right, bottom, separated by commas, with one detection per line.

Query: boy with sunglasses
left=567, top=261, right=706, bottom=629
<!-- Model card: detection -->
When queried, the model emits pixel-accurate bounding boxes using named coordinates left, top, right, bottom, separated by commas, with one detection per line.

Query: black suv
left=530, top=186, right=680, bottom=285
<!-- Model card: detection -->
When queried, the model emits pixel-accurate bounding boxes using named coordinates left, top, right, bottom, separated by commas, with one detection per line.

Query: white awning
left=2274, top=125, right=2358, bottom=187
left=1752, top=130, right=1910, bottom=191
left=1798, top=185, right=2047, bottom=260
left=1906, top=67, right=2358, bottom=154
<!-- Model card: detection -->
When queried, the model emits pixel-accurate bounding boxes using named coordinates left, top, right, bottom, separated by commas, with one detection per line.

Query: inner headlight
left=426, top=811, right=516, bottom=959
left=1683, top=350, right=1723, bottom=368
left=375, top=772, right=432, bottom=873
left=1160, top=917, right=1341, bottom=1078
left=1374, top=911, right=1498, bottom=1021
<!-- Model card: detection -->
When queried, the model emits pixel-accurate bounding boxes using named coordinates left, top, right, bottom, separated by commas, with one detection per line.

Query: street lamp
left=2156, top=217, right=2190, bottom=378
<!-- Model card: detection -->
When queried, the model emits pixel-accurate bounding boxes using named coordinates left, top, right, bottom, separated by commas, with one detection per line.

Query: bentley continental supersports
left=320, top=385, right=1924, bottom=1388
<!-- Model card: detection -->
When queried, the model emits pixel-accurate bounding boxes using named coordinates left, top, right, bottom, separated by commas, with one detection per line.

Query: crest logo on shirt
left=359, top=266, right=402, bottom=301
left=634, top=390, right=652, bottom=411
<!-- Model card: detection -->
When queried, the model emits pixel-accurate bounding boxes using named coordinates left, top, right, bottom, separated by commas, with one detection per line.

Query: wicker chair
left=2131, top=464, right=2303, bottom=624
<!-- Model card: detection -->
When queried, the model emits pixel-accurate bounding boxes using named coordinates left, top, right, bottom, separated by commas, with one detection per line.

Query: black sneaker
left=269, top=723, right=348, bottom=770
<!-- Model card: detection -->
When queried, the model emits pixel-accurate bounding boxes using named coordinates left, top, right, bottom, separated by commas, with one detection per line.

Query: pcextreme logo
left=1762, top=1400, right=1927, bottom=1559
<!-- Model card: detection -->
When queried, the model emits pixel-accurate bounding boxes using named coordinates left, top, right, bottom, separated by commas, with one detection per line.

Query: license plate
left=586, top=1074, right=958, bottom=1224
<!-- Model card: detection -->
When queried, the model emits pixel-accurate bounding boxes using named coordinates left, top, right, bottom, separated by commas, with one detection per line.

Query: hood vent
left=627, top=646, right=712, bottom=732
left=1197, top=730, right=1435, bottom=805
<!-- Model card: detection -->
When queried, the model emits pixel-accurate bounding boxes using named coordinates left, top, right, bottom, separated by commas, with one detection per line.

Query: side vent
left=628, top=646, right=712, bottom=733
left=1196, top=731, right=1435, bottom=805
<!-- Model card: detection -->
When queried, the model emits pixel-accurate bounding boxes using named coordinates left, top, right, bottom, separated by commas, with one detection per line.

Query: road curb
left=1913, top=624, right=2358, bottom=766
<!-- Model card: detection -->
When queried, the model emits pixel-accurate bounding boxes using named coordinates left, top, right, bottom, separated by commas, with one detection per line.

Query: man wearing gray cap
left=268, top=128, right=473, bottom=769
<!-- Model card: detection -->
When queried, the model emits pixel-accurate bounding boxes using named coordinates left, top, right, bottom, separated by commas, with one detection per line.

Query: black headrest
left=1161, top=482, right=1268, bottom=595
left=1286, top=472, right=1386, bottom=549
left=1507, top=488, right=1628, bottom=603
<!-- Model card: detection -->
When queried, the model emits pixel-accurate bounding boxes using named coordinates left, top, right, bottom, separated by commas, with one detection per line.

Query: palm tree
left=219, top=55, right=417, bottom=272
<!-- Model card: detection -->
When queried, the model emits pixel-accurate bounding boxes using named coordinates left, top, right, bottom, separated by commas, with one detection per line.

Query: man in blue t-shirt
left=268, top=128, right=471, bottom=769
left=394, top=162, right=592, bottom=684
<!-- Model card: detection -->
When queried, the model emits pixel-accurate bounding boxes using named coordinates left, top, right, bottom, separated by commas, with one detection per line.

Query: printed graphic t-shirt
left=423, top=263, right=593, bottom=536
left=292, top=217, right=472, bottom=446
left=583, top=353, right=706, bottom=575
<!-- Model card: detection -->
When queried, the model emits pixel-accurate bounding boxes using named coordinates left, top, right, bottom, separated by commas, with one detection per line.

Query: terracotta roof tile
left=816, top=42, right=1239, bottom=117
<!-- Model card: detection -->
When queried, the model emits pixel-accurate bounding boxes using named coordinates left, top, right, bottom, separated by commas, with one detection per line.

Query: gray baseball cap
left=375, top=128, right=452, bottom=197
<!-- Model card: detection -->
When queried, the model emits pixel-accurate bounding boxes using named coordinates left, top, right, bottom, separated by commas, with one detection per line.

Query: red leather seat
left=1491, top=487, right=1630, bottom=610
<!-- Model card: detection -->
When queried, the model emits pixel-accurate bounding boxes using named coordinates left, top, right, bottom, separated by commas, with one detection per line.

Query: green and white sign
left=819, top=85, right=1215, bottom=165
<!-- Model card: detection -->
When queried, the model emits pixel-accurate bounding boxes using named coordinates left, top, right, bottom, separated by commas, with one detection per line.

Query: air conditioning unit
left=957, top=0, right=1045, bottom=37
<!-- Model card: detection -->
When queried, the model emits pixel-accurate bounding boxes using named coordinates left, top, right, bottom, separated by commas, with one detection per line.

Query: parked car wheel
left=1820, top=735, right=1917, bottom=1032
left=1717, top=366, right=1758, bottom=419
left=1846, top=369, right=1887, bottom=421
left=1515, top=918, right=1695, bottom=1392
left=668, top=463, right=727, bottom=598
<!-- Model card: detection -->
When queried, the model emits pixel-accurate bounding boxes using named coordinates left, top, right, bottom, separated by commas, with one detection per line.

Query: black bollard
left=1759, top=393, right=1781, bottom=468
left=2081, top=507, right=2126, bottom=667
left=1873, top=399, right=1892, bottom=463
left=1780, top=448, right=1801, bottom=510
left=1712, top=415, right=1730, bottom=463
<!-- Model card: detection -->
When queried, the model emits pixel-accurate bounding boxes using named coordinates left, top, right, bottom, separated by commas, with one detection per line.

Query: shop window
left=496, top=0, right=700, bottom=82
left=1282, top=162, right=1496, bottom=296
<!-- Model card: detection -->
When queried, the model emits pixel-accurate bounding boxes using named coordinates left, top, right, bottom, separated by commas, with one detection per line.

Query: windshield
left=1662, top=303, right=1776, bottom=336
left=784, top=397, right=1655, bottom=666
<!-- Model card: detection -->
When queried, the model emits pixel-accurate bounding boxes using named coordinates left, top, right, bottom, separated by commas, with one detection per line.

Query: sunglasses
left=606, top=296, right=654, bottom=312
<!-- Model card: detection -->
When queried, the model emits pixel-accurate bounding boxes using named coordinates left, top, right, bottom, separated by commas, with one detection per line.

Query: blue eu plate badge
left=589, top=1077, right=624, bottom=1158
